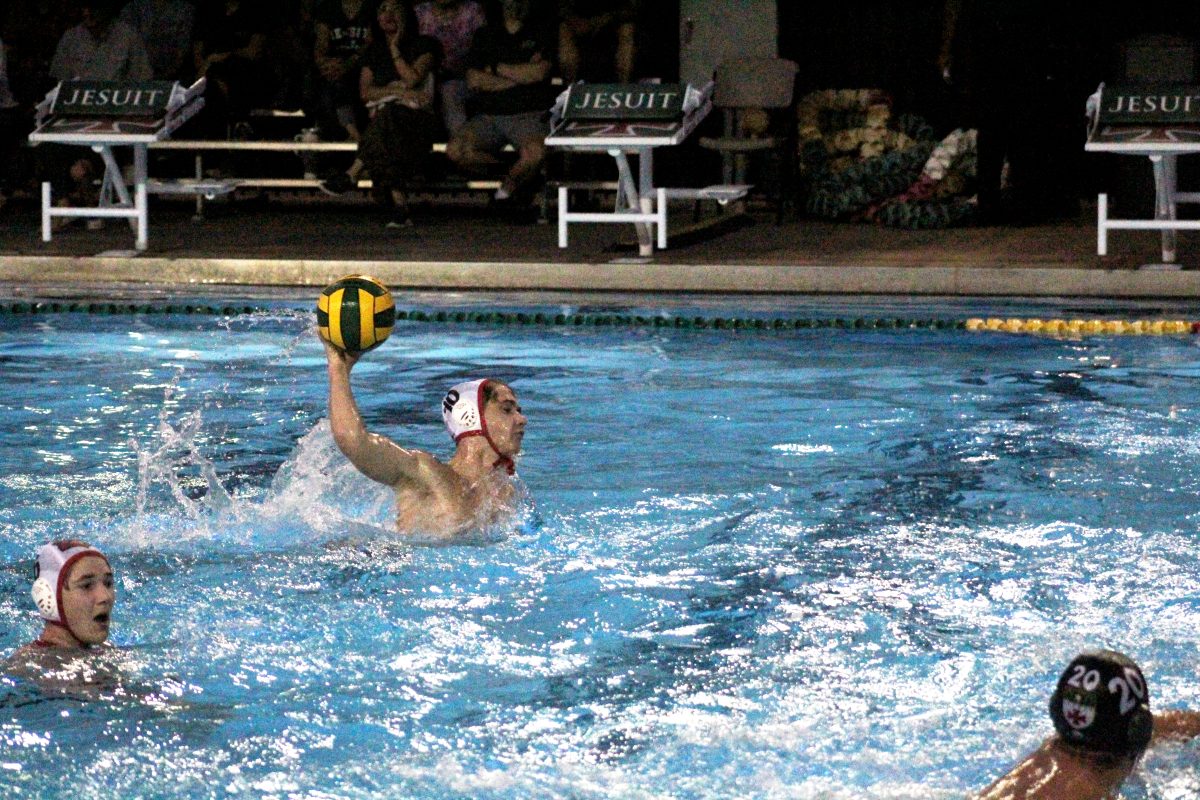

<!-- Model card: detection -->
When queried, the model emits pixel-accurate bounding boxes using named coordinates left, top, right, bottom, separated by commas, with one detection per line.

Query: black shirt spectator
left=193, top=0, right=275, bottom=126
left=557, top=0, right=636, bottom=83
left=311, top=0, right=376, bottom=139
left=360, top=33, right=439, bottom=86
left=315, top=0, right=374, bottom=61
left=466, top=19, right=555, bottom=116
left=354, top=0, right=440, bottom=226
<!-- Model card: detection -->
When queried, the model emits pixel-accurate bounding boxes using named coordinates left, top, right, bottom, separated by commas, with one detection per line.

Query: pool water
left=1, top=295, right=1200, bottom=798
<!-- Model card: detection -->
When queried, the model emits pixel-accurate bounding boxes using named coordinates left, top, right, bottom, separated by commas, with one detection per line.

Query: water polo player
left=974, top=649, right=1200, bottom=799
left=322, top=339, right=526, bottom=536
left=3, top=540, right=118, bottom=684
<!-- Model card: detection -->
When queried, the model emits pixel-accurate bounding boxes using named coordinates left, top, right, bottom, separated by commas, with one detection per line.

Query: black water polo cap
left=1049, top=649, right=1154, bottom=756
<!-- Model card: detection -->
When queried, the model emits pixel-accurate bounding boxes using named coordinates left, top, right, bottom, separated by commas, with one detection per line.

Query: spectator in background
left=447, top=0, right=552, bottom=213
left=192, top=0, right=275, bottom=136
left=50, top=0, right=151, bottom=82
left=415, top=0, right=486, bottom=135
left=311, top=0, right=375, bottom=142
left=119, top=0, right=195, bottom=80
left=939, top=0, right=1086, bottom=223
left=47, top=0, right=152, bottom=213
left=325, top=0, right=440, bottom=228
left=264, top=1, right=318, bottom=112
left=557, top=0, right=636, bottom=84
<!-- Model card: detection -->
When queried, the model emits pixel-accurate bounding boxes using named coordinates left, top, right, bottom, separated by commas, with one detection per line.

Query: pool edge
left=5, top=255, right=1200, bottom=298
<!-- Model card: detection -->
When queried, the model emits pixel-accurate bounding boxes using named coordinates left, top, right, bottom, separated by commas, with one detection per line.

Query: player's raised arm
left=318, top=276, right=419, bottom=488
left=323, top=339, right=421, bottom=488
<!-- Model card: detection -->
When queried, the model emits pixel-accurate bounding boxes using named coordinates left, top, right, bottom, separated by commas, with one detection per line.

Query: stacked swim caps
left=442, top=379, right=515, bottom=474
left=1049, top=649, right=1153, bottom=756
left=31, top=540, right=109, bottom=633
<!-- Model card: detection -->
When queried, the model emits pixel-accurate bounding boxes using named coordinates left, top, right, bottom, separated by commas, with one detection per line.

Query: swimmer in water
left=323, top=340, right=526, bottom=536
left=3, top=540, right=119, bottom=691
left=974, top=649, right=1200, bottom=799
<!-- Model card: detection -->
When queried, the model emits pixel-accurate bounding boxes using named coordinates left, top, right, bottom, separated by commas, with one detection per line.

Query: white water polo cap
left=32, top=541, right=109, bottom=624
left=442, top=379, right=515, bottom=474
left=443, top=379, right=489, bottom=441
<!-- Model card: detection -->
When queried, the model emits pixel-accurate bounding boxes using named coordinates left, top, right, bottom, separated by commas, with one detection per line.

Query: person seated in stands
left=50, top=0, right=151, bottom=82
left=414, top=0, right=486, bottom=136
left=192, top=0, right=275, bottom=138
left=447, top=0, right=553, bottom=215
left=46, top=0, right=152, bottom=215
left=118, top=0, right=196, bottom=81
left=310, top=0, right=375, bottom=143
left=325, top=0, right=439, bottom=228
left=557, top=0, right=636, bottom=84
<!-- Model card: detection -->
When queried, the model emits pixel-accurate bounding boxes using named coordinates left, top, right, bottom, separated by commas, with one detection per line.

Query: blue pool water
left=2, top=293, right=1200, bottom=798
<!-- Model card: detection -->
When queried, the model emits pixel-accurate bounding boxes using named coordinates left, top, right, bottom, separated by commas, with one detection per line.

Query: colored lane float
left=964, top=318, right=1199, bottom=336
left=0, top=302, right=1198, bottom=336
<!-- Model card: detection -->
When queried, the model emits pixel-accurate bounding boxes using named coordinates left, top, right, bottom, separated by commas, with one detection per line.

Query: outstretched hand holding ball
left=316, top=275, right=395, bottom=354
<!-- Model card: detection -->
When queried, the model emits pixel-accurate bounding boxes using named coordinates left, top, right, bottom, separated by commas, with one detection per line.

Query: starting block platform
left=30, top=79, right=212, bottom=252
left=546, top=82, right=747, bottom=257
left=1085, top=83, right=1200, bottom=266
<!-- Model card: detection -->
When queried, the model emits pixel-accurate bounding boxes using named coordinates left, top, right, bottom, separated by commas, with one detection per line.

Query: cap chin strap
left=457, top=430, right=515, bottom=475
left=44, top=618, right=85, bottom=646
left=456, top=379, right=515, bottom=475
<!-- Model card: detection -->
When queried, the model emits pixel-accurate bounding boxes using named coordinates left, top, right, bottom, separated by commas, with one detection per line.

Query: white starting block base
left=40, top=145, right=237, bottom=251
left=547, top=82, right=748, bottom=257
left=1095, top=155, right=1200, bottom=264
left=557, top=182, right=747, bottom=254
left=41, top=143, right=152, bottom=250
left=1084, top=82, right=1200, bottom=265
left=32, top=78, right=206, bottom=251
left=552, top=143, right=746, bottom=256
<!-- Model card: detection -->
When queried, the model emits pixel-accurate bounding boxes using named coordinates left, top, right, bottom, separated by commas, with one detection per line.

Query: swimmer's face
left=485, top=384, right=525, bottom=456
left=61, top=555, right=115, bottom=646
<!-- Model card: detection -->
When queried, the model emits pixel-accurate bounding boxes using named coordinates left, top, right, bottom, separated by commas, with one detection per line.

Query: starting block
left=546, top=81, right=747, bottom=256
left=1085, top=82, right=1200, bottom=266
left=29, top=78, right=212, bottom=252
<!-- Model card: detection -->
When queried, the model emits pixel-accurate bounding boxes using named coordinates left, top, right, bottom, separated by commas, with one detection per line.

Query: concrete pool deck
left=1, top=195, right=1199, bottom=297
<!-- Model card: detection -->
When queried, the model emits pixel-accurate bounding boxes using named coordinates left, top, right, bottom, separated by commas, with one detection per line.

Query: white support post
left=558, top=185, right=569, bottom=248
left=134, top=144, right=148, bottom=251
left=1158, top=154, right=1178, bottom=263
left=1097, top=193, right=1107, bottom=256
left=96, top=145, right=132, bottom=208
left=657, top=188, right=667, bottom=249
left=638, top=149, right=655, bottom=256
left=41, top=182, right=52, bottom=242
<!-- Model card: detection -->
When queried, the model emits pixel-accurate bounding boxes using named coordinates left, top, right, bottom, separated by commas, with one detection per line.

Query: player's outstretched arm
left=1151, top=710, right=1200, bottom=744
left=323, top=340, right=421, bottom=487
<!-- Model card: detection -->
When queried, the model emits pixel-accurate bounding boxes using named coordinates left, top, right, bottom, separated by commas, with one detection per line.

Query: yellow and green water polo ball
left=316, top=275, right=395, bottom=353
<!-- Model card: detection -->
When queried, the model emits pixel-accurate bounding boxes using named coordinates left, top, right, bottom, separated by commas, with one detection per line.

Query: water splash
left=131, top=381, right=234, bottom=520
